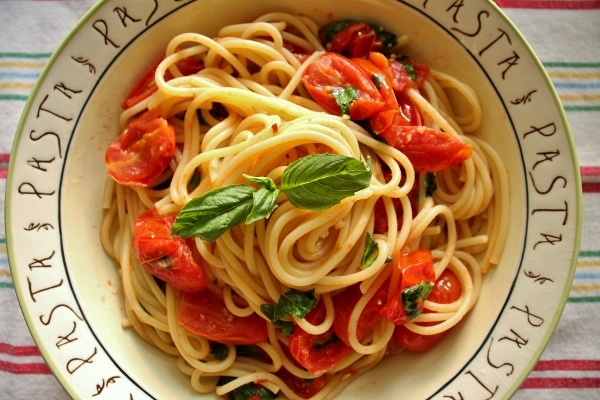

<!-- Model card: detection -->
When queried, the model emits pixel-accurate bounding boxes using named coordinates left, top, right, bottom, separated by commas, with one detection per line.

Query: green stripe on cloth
left=568, top=296, right=600, bottom=303
left=543, top=61, right=600, bottom=68
left=0, top=94, right=28, bottom=101
left=0, top=52, right=52, bottom=59
left=579, top=250, right=600, bottom=258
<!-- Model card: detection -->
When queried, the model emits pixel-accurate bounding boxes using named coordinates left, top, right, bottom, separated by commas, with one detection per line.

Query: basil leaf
left=402, top=281, right=434, bottom=320
left=247, top=187, right=279, bottom=224
left=244, top=175, right=279, bottom=224
left=171, top=184, right=255, bottom=241
left=331, top=86, right=359, bottom=115
left=361, top=233, right=379, bottom=269
left=280, top=153, right=371, bottom=211
left=244, top=175, right=277, bottom=191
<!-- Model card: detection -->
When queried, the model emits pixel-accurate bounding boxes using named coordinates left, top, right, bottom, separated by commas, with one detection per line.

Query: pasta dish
left=100, top=12, right=508, bottom=400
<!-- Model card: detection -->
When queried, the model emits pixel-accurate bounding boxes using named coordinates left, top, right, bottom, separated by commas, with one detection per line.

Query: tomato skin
left=288, top=302, right=353, bottom=376
left=332, top=283, right=388, bottom=347
left=428, top=269, right=462, bottom=304
left=322, top=22, right=383, bottom=59
left=352, top=53, right=423, bottom=131
left=392, top=269, right=462, bottom=351
left=105, top=110, right=176, bottom=187
left=179, top=288, right=269, bottom=345
left=388, top=57, right=430, bottom=92
left=132, top=209, right=209, bottom=293
left=392, top=324, right=446, bottom=352
left=301, top=52, right=385, bottom=120
left=276, top=368, right=326, bottom=399
left=121, top=53, right=203, bottom=109
left=380, top=250, right=436, bottom=325
left=121, top=57, right=162, bottom=110
left=378, top=125, right=472, bottom=173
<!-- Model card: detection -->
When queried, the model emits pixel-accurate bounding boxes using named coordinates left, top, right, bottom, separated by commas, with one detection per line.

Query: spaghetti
left=100, top=12, right=509, bottom=400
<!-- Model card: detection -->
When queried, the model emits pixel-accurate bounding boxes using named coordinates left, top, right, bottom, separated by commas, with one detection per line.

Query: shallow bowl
left=6, top=0, right=581, bottom=399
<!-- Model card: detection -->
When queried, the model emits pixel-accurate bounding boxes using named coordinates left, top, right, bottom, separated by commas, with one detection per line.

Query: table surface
left=1, top=1, right=598, bottom=399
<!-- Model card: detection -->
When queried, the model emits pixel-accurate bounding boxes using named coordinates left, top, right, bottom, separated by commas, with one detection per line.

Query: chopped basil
left=235, top=345, right=262, bottom=357
left=187, top=172, right=201, bottom=192
left=217, top=377, right=276, bottom=400
left=260, top=303, right=295, bottom=336
left=331, top=86, right=359, bottom=116
left=401, top=281, right=434, bottom=320
left=171, top=153, right=371, bottom=241
left=361, top=233, right=379, bottom=269
left=210, top=342, right=229, bottom=361
left=370, top=23, right=398, bottom=50
left=425, top=172, right=437, bottom=197
left=400, top=58, right=417, bottom=80
left=261, top=289, right=317, bottom=336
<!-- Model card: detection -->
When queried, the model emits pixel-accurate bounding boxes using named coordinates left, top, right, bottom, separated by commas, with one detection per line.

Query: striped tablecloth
left=0, top=1, right=598, bottom=399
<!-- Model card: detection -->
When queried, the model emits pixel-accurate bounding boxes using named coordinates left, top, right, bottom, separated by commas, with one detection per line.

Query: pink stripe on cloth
left=534, top=359, right=600, bottom=371
left=494, top=0, right=600, bottom=9
left=0, top=343, right=51, bottom=375
left=581, top=166, right=600, bottom=178
left=0, top=360, right=51, bottom=375
left=521, top=377, right=600, bottom=389
left=0, top=343, right=41, bottom=357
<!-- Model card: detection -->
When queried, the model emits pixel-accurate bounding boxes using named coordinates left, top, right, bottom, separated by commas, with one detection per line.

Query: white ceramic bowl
left=6, top=0, right=581, bottom=399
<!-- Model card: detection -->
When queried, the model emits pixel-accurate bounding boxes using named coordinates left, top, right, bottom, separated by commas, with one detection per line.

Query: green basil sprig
left=171, top=153, right=371, bottom=241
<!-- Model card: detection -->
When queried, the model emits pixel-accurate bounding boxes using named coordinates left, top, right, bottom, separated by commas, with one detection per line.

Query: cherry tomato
left=121, top=53, right=204, bottom=109
left=132, top=209, right=209, bottom=293
left=388, top=57, right=430, bottom=92
left=121, top=57, right=162, bottom=110
left=352, top=53, right=423, bottom=132
left=301, top=52, right=385, bottom=120
left=288, top=302, right=353, bottom=376
left=332, top=283, right=388, bottom=347
left=392, top=324, right=445, bottom=352
left=105, top=109, right=176, bottom=187
left=379, top=250, right=436, bottom=325
left=378, top=125, right=472, bottom=172
left=428, top=268, right=462, bottom=304
left=276, top=368, right=326, bottom=399
left=320, top=22, right=384, bottom=59
left=179, top=287, right=269, bottom=345
left=393, top=269, right=462, bottom=352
